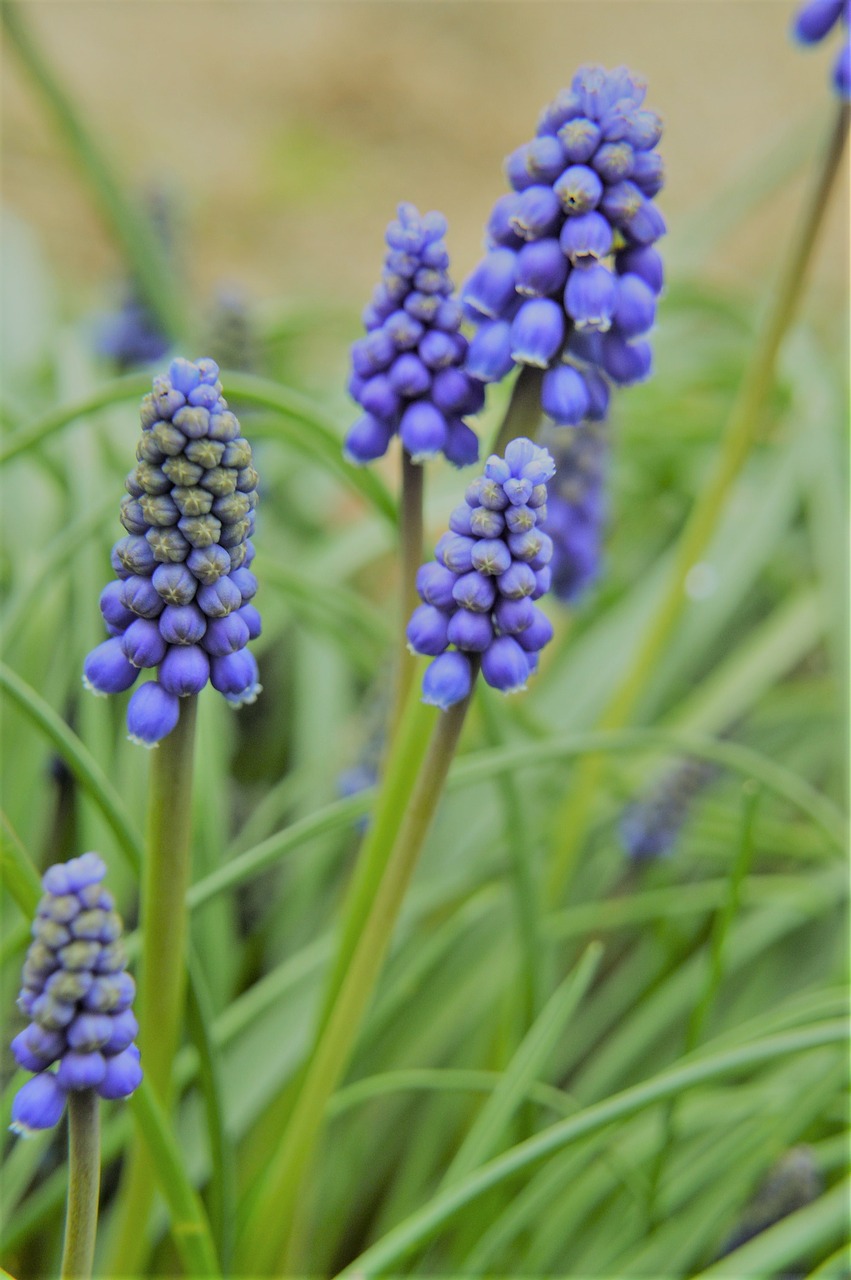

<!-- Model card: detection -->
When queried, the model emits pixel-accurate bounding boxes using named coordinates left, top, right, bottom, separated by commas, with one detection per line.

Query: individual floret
left=83, top=358, right=263, bottom=745
left=408, top=438, right=556, bottom=707
left=10, top=853, right=142, bottom=1135
left=345, top=203, right=482, bottom=467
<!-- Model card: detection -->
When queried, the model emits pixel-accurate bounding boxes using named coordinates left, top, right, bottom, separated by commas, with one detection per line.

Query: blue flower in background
left=540, top=421, right=609, bottom=604
left=792, top=0, right=850, bottom=97
left=10, top=853, right=141, bottom=1134
left=620, top=758, right=716, bottom=861
left=345, top=203, right=482, bottom=467
left=408, top=437, right=556, bottom=708
left=462, top=65, right=665, bottom=424
left=83, top=358, right=262, bottom=745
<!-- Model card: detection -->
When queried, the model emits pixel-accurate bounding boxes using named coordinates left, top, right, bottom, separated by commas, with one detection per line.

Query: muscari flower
left=94, top=190, right=174, bottom=371
left=620, top=757, right=716, bottom=861
left=10, top=853, right=141, bottom=1135
left=792, top=0, right=850, bottom=98
left=462, top=65, right=665, bottom=427
left=83, top=358, right=262, bottom=746
left=345, top=203, right=483, bottom=467
left=540, top=420, right=609, bottom=604
left=407, top=437, right=556, bottom=708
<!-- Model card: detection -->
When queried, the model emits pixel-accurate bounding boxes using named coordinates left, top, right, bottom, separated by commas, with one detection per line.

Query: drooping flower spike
left=792, top=0, right=850, bottom=98
left=83, top=358, right=262, bottom=746
left=462, top=64, right=665, bottom=425
left=540, top=421, right=609, bottom=604
left=10, top=853, right=141, bottom=1135
left=345, top=203, right=482, bottom=467
left=408, top=437, right=556, bottom=708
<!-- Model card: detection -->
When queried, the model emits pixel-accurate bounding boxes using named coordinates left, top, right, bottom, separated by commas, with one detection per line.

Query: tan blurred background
left=2, top=0, right=848, bottom=321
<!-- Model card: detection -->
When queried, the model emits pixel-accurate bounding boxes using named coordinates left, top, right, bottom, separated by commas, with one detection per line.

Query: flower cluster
left=95, top=294, right=171, bottom=371
left=540, top=421, right=609, bottom=604
left=83, top=358, right=262, bottom=746
left=620, top=758, right=716, bottom=861
left=462, top=65, right=665, bottom=424
left=10, top=854, right=141, bottom=1134
left=407, top=438, right=556, bottom=708
left=792, top=0, right=850, bottom=98
left=345, top=203, right=482, bottom=467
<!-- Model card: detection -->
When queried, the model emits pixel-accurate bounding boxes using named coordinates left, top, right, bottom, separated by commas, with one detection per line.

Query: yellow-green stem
left=389, top=452, right=425, bottom=739
left=104, top=695, right=198, bottom=1275
left=60, top=1089, right=100, bottom=1280
left=546, top=101, right=849, bottom=904
left=238, top=685, right=475, bottom=1275
left=492, top=367, right=545, bottom=456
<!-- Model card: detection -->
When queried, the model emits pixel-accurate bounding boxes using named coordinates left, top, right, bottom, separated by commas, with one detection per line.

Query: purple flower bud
left=625, top=109, right=663, bottom=151
left=601, top=334, right=653, bottom=384
left=400, top=402, right=448, bottom=462
left=452, top=570, right=497, bottom=612
left=462, top=249, right=518, bottom=319
left=211, top=649, right=261, bottom=704
left=613, top=273, right=656, bottom=337
left=159, top=644, right=210, bottom=696
left=351, top=329, right=395, bottom=378
left=516, top=605, right=555, bottom=652
left=515, top=239, right=568, bottom=298
left=494, top=596, right=535, bottom=634
left=557, top=117, right=601, bottom=163
left=471, top=538, right=513, bottom=576
left=121, top=618, right=168, bottom=668
left=406, top=604, right=450, bottom=656
left=430, top=367, right=472, bottom=415
left=202, top=612, right=251, bottom=657
left=152, top=562, right=197, bottom=605
left=553, top=165, right=604, bottom=215
left=509, top=185, right=562, bottom=240
left=126, top=681, right=180, bottom=746
left=416, top=561, right=458, bottom=608
left=592, top=141, right=634, bottom=182
left=505, top=135, right=566, bottom=189
left=99, top=580, right=137, bottom=631
left=159, top=602, right=207, bottom=645
left=793, top=0, right=843, bottom=43
left=616, top=245, right=664, bottom=295
left=510, top=298, right=565, bottom=368
left=537, top=89, right=583, bottom=136
left=358, top=375, right=401, bottom=420
left=447, top=608, right=494, bottom=651
left=97, top=1047, right=144, bottom=1100
left=102, top=1008, right=139, bottom=1053
left=560, top=212, right=613, bottom=265
left=10, top=1073, right=67, bottom=1135
left=344, top=414, right=395, bottom=465
left=466, top=320, right=515, bottom=383
left=419, top=329, right=461, bottom=370
left=486, top=193, right=525, bottom=249
left=113, top=533, right=157, bottom=577
left=67, top=1013, right=113, bottom=1052
left=388, top=353, right=431, bottom=398
left=196, top=576, right=242, bottom=618
left=541, top=364, right=591, bottom=425
left=630, top=150, right=665, bottom=197
left=186, top=544, right=231, bottom=584
left=57, top=1051, right=106, bottom=1090
left=449, top=503, right=474, bottom=536
left=481, top=636, right=530, bottom=693
left=11, top=1031, right=56, bottom=1072
left=83, top=639, right=139, bottom=696
left=565, top=262, right=617, bottom=331
left=435, top=532, right=476, bottom=573
left=497, top=561, right=537, bottom=598
left=422, top=651, right=473, bottom=709
left=623, top=200, right=666, bottom=247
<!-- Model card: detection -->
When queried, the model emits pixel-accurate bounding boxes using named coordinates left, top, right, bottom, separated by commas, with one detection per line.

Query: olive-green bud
left=162, top=456, right=204, bottom=487
left=184, top=439, right=225, bottom=469
left=150, top=421, right=188, bottom=457
left=178, top=514, right=223, bottom=549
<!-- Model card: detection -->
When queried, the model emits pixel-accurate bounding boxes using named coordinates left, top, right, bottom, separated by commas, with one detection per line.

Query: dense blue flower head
left=462, top=65, right=665, bottom=427
left=83, top=358, right=262, bottom=744
left=620, top=758, right=716, bottom=861
left=10, top=853, right=141, bottom=1135
left=792, top=0, right=850, bottom=97
left=540, top=421, right=609, bottom=604
left=345, top=204, right=482, bottom=468
left=408, top=438, right=556, bottom=707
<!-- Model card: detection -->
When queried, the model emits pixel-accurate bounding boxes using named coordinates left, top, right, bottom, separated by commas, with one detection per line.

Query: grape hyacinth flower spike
left=408, top=437, right=556, bottom=707
left=540, top=420, right=609, bottom=604
left=345, top=203, right=482, bottom=467
left=792, top=0, right=851, bottom=98
left=463, top=64, right=665, bottom=426
left=10, top=853, right=141, bottom=1134
left=620, top=758, right=716, bottom=862
left=83, top=357, right=263, bottom=746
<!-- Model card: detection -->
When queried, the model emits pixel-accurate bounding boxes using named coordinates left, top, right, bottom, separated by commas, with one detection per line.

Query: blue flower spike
left=408, top=438, right=556, bottom=707
left=10, top=853, right=141, bottom=1135
left=345, top=204, right=482, bottom=467
left=83, top=358, right=262, bottom=746
left=462, top=65, right=666, bottom=426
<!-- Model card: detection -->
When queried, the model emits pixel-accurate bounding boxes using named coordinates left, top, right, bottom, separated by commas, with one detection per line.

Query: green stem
left=238, top=685, right=475, bottom=1276
left=492, top=366, right=545, bottom=456
left=1, top=3, right=188, bottom=344
left=105, top=696, right=198, bottom=1275
left=390, top=453, right=424, bottom=738
left=546, top=101, right=850, bottom=904
left=60, top=1090, right=100, bottom=1280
